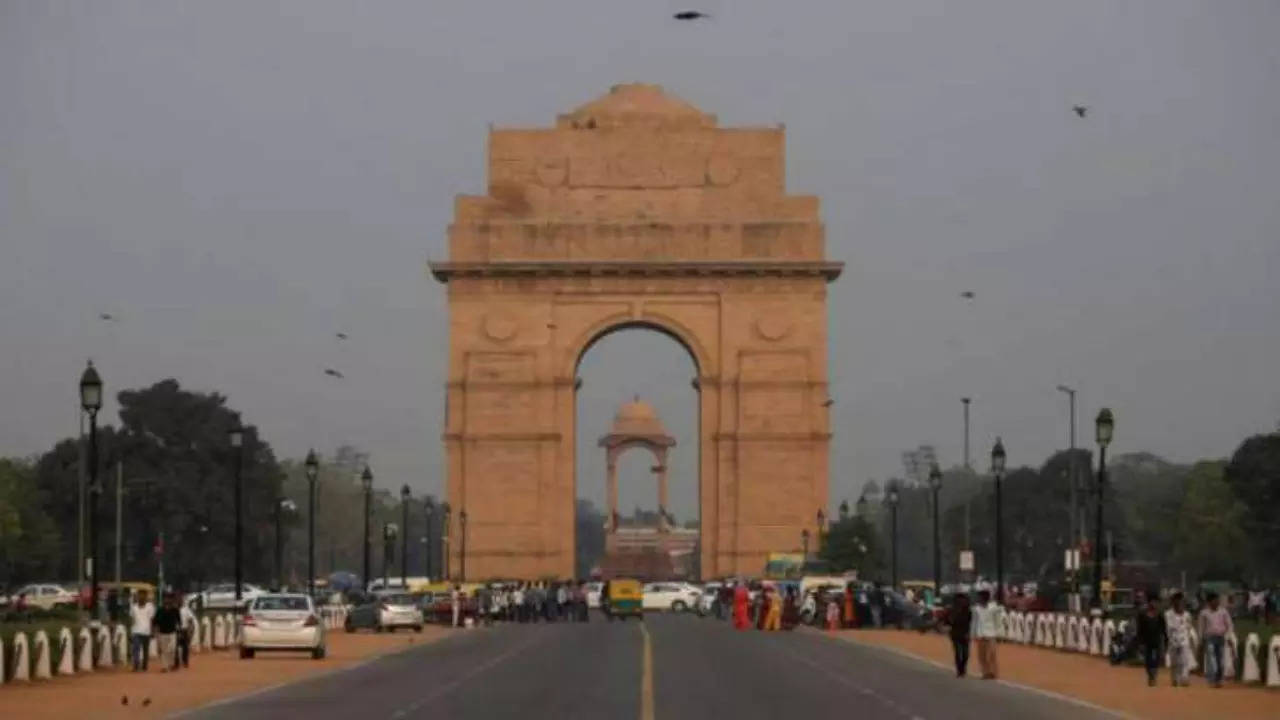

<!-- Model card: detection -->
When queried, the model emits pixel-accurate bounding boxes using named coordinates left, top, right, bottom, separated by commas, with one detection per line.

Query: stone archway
left=431, top=83, right=842, bottom=580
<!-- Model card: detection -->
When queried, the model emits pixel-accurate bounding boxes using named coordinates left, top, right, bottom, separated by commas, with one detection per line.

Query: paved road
left=183, top=615, right=1116, bottom=720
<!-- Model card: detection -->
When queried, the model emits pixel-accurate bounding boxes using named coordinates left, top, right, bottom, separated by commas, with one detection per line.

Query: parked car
left=239, top=593, right=326, bottom=659
left=642, top=582, right=701, bottom=612
left=193, top=583, right=267, bottom=610
left=345, top=592, right=424, bottom=633
left=12, top=583, right=77, bottom=610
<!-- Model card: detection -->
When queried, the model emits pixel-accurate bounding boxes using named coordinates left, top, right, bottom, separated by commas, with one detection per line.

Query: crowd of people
left=449, top=581, right=595, bottom=627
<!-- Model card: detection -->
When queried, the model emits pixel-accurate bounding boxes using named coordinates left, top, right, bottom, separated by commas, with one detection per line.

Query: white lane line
left=777, top=642, right=920, bottom=719
left=388, top=632, right=546, bottom=719
left=803, top=629, right=1133, bottom=720
left=640, top=622, right=655, bottom=720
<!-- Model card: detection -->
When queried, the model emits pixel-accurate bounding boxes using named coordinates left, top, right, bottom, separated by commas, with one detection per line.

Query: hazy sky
left=3, top=1, right=1278, bottom=519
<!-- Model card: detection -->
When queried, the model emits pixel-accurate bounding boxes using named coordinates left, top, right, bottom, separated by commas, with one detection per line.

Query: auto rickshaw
left=604, top=578, right=643, bottom=620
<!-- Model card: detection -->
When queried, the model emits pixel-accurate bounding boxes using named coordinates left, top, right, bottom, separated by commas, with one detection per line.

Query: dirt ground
left=833, top=628, right=1279, bottom=720
left=0, top=626, right=451, bottom=719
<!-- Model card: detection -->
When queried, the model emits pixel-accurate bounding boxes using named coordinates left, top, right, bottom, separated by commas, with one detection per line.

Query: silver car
left=344, top=591, right=424, bottom=633
left=239, top=594, right=326, bottom=659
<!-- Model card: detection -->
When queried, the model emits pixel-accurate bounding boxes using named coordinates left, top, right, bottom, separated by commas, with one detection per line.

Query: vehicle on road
left=345, top=592, right=424, bottom=632
left=605, top=579, right=643, bottom=620
left=12, top=583, right=77, bottom=610
left=239, top=593, right=326, bottom=660
left=193, top=582, right=267, bottom=610
left=696, top=581, right=723, bottom=615
left=584, top=581, right=603, bottom=609
left=642, top=582, right=701, bottom=612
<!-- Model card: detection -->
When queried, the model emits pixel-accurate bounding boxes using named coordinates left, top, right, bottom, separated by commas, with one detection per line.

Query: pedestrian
left=128, top=590, right=155, bottom=672
left=1164, top=592, right=1194, bottom=687
left=843, top=583, right=857, bottom=629
left=732, top=581, right=750, bottom=630
left=600, top=580, right=612, bottom=621
left=556, top=583, right=569, bottom=621
left=513, top=583, right=526, bottom=623
left=176, top=594, right=197, bottom=670
left=971, top=589, right=1001, bottom=680
left=153, top=593, right=180, bottom=673
left=824, top=591, right=840, bottom=631
left=1135, top=592, right=1166, bottom=686
left=1198, top=591, right=1233, bottom=688
left=782, top=586, right=800, bottom=630
left=869, top=583, right=885, bottom=628
left=717, top=584, right=732, bottom=621
left=762, top=587, right=782, bottom=631
left=948, top=593, right=972, bottom=678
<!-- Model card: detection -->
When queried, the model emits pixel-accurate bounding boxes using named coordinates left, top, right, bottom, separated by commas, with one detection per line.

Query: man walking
left=1198, top=592, right=1233, bottom=687
left=128, top=590, right=155, bottom=672
left=1165, top=592, right=1194, bottom=687
left=869, top=583, right=885, bottom=628
left=1135, top=592, right=1166, bottom=686
left=972, top=589, right=1001, bottom=679
left=948, top=593, right=973, bottom=678
left=153, top=593, right=180, bottom=673
left=176, top=594, right=197, bottom=670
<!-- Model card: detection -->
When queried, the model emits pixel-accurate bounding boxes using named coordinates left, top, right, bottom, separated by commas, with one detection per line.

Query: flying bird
left=336, top=332, right=348, bottom=340
left=960, top=291, right=975, bottom=300
left=99, top=313, right=116, bottom=321
left=1072, top=105, right=1088, bottom=118
left=821, top=398, right=835, bottom=408
left=323, top=368, right=345, bottom=379
left=673, top=10, right=710, bottom=21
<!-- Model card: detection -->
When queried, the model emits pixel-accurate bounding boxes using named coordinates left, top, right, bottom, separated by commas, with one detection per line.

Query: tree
left=1224, top=432, right=1280, bottom=576
left=819, top=515, right=883, bottom=578
left=0, top=458, right=60, bottom=586
left=1171, top=461, right=1248, bottom=580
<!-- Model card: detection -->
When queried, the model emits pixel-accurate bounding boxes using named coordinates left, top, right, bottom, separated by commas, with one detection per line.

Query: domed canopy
left=599, top=395, right=675, bottom=447
left=557, top=83, right=716, bottom=129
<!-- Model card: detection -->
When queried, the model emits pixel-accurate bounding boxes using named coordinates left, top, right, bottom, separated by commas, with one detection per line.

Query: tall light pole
left=801, top=528, right=810, bottom=562
left=1056, top=385, right=1079, bottom=546
left=928, top=462, right=943, bottom=599
left=991, top=438, right=1006, bottom=604
left=1093, top=408, right=1114, bottom=612
left=400, top=485, right=411, bottom=588
left=441, top=502, right=451, bottom=581
left=886, top=482, right=900, bottom=590
left=459, top=509, right=468, bottom=582
left=962, top=397, right=972, bottom=553
left=361, top=466, right=373, bottom=590
left=274, top=498, right=296, bottom=590
left=382, top=522, right=397, bottom=590
left=304, top=450, right=319, bottom=596
left=79, top=361, right=103, bottom=620
left=424, top=497, right=436, bottom=580
left=816, top=509, right=826, bottom=557
left=229, top=423, right=245, bottom=604
left=839, top=500, right=850, bottom=521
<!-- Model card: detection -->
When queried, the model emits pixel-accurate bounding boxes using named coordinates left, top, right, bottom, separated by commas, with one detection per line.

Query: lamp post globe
left=304, top=449, right=319, bottom=596
left=360, top=466, right=373, bottom=591
left=1093, top=408, right=1114, bottom=611
left=79, top=361, right=103, bottom=619
left=991, top=437, right=1006, bottom=603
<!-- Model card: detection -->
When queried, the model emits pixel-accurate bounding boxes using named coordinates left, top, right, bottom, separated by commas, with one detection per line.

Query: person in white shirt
left=177, top=595, right=198, bottom=669
left=128, top=590, right=155, bottom=672
left=970, top=589, right=1002, bottom=679
left=1164, top=592, right=1194, bottom=687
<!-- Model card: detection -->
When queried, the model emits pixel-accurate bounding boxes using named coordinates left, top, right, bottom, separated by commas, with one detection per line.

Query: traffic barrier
left=1188, top=629, right=1199, bottom=672
left=33, top=630, right=52, bottom=680
left=200, top=616, right=212, bottom=651
left=149, top=635, right=158, bottom=659
left=1054, top=615, right=1067, bottom=649
left=56, top=627, right=74, bottom=676
left=1038, top=614, right=1050, bottom=646
left=1103, top=620, right=1116, bottom=655
left=12, top=632, right=30, bottom=681
left=213, top=614, right=227, bottom=648
left=1267, top=635, right=1280, bottom=688
left=1242, top=633, right=1261, bottom=683
left=77, top=627, right=94, bottom=672
left=113, top=625, right=128, bottom=665
left=1223, top=631, right=1237, bottom=679
left=1089, top=619, right=1103, bottom=655
left=226, top=613, right=238, bottom=645
left=96, top=625, right=112, bottom=667
left=1066, top=617, right=1078, bottom=650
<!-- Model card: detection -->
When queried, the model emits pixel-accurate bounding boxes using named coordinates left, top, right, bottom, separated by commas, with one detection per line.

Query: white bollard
left=1266, top=635, right=1280, bottom=688
left=149, top=635, right=158, bottom=660
left=1104, top=620, right=1116, bottom=655
left=1078, top=618, right=1090, bottom=653
left=12, top=632, right=31, bottom=682
left=1067, top=617, right=1080, bottom=651
left=1055, top=615, right=1067, bottom=649
left=77, top=627, right=94, bottom=672
left=113, top=625, right=128, bottom=666
left=201, top=616, right=213, bottom=651
left=33, top=630, right=52, bottom=680
left=1090, top=619, right=1103, bottom=655
left=1223, top=631, right=1237, bottom=680
left=213, top=615, right=227, bottom=648
left=1242, top=633, right=1261, bottom=683
left=56, top=627, right=75, bottom=676
left=96, top=625, right=112, bottom=667
left=0, top=636, right=4, bottom=686
left=1187, top=629, right=1199, bottom=672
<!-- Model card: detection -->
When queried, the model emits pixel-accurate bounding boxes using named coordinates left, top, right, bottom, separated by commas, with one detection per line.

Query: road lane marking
left=389, top=632, right=546, bottom=719
left=640, top=622, right=654, bottom=720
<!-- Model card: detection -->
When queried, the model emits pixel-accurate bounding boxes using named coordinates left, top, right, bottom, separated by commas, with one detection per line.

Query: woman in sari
left=732, top=581, right=751, bottom=630
left=843, top=583, right=858, bottom=628
left=763, top=588, right=783, bottom=631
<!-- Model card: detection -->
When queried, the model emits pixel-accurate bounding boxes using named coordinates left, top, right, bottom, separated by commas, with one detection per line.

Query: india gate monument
left=430, top=84, right=842, bottom=580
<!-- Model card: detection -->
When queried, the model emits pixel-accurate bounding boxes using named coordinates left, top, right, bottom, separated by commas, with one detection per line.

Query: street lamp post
left=855, top=494, right=867, bottom=518
left=928, top=462, right=943, bottom=597
left=361, top=466, right=373, bottom=590
left=459, top=509, right=468, bottom=582
left=382, top=523, right=397, bottom=590
left=886, top=483, right=900, bottom=590
left=801, top=528, right=810, bottom=561
left=424, top=497, right=436, bottom=580
left=273, top=497, right=284, bottom=590
left=304, top=450, right=319, bottom=596
left=1093, top=408, right=1114, bottom=612
left=816, top=509, right=826, bottom=556
left=400, top=485, right=410, bottom=588
left=228, top=423, right=245, bottom=604
left=79, top=362, right=103, bottom=620
left=839, top=500, right=850, bottom=521
left=441, top=502, right=451, bottom=580
left=991, top=438, right=1007, bottom=604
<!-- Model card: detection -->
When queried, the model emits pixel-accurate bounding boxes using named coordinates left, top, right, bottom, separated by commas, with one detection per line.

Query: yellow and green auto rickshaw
left=604, top=578, right=643, bottom=620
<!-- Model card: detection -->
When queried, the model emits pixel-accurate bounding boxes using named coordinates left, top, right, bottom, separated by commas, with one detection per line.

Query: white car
left=12, top=584, right=77, bottom=610
left=240, top=594, right=326, bottom=659
left=697, top=582, right=723, bottom=614
left=642, top=582, right=701, bottom=612
left=196, top=583, right=266, bottom=610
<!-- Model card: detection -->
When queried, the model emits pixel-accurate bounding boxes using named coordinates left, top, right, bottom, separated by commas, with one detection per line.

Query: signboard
left=959, top=550, right=975, bottom=572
